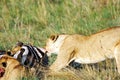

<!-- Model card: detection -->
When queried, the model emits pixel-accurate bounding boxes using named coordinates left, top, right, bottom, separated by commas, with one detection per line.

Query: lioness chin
left=0, top=56, right=26, bottom=80
left=45, top=26, right=120, bottom=73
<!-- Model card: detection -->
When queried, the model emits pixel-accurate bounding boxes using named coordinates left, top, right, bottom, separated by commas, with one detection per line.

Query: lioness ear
left=16, top=41, right=23, bottom=47
left=50, top=35, right=59, bottom=41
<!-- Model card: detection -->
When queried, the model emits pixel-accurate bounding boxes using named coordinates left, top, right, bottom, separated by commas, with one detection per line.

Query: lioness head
left=0, top=56, right=25, bottom=80
left=45, top=34, right=68, bottom=56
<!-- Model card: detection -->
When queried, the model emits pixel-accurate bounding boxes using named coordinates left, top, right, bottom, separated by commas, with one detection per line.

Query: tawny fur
left=0, top=56, right=26, bottom=80
left=45, top=26, right=120, bottom=73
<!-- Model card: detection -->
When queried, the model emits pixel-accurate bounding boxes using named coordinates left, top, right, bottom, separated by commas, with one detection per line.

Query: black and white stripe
left=13, top=44, right=48, bottom=68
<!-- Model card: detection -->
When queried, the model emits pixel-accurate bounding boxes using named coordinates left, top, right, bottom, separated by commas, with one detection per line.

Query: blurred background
left=0, top=0, right=120, bottom=50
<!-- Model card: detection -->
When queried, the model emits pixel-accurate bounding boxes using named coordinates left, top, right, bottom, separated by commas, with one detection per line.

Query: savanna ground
left=0, top=0, right=120, bottom=80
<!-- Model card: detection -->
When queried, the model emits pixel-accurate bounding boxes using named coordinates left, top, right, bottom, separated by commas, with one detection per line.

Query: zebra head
left=11, top=41, right=49, bottom=68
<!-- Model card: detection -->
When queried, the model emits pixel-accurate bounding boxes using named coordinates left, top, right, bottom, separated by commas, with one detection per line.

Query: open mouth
left=0, top=67, right=5, bottom=77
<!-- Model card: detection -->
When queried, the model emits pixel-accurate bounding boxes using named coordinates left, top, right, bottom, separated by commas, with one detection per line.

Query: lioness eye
left=2, top=62, right=7, bottom=67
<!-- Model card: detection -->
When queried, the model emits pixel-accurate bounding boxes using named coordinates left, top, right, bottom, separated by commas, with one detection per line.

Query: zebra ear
left=16, top=41, right=23, bottom=47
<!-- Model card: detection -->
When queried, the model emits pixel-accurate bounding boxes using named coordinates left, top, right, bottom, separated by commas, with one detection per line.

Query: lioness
left=45, top=26, right=120, bottom=73
left=0, top=56, right=26, bottom=80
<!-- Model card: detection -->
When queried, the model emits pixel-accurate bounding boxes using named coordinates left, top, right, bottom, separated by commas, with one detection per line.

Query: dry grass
left=43, top=58, right=120, bottom=80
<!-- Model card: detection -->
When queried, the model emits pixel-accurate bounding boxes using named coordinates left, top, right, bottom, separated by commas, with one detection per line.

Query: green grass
left=0, top=0, right=120, bottom=80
